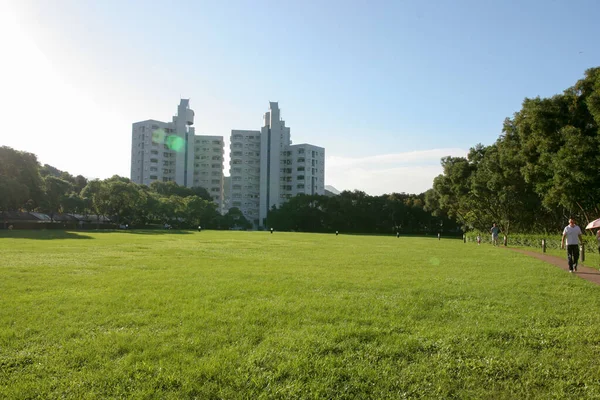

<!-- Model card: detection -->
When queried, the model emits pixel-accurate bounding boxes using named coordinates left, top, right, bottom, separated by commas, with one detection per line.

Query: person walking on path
left=490, top=223, right=500, bottom=246
left=561, top=218, right=583, bottom=272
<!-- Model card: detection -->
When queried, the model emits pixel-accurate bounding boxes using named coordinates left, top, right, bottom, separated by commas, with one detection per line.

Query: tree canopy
left=0, top=147, right=245, bottom=229
left=426, top=67, right=600, bottom=233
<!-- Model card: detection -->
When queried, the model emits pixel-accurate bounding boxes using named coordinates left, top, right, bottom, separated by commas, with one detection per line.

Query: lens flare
left=152, top=129, right=166, bottom=144
left=166, top=135, right=185, bottom=152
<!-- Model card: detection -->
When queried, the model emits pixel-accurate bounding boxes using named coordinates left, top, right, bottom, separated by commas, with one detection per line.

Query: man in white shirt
left=561, top=218, right=583, bottom=272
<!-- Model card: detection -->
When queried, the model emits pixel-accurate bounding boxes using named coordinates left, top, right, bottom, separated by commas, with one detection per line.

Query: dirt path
left=508, top=247, right=600, bottom=285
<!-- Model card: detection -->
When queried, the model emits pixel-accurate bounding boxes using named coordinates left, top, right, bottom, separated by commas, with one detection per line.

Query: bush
left=465, top=232, right=598, bottom=253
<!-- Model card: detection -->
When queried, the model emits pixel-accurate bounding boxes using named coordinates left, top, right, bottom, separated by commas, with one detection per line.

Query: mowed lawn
left=1, top=231, right=600, bottom=399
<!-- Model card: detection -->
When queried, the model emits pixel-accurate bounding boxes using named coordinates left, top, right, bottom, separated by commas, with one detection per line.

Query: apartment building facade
left=131, top=100, right=224, bottom=210
left=229, top=102, right=325, bottom=228
left=229, top=130, right=261, bottom=223
left=191, top=136, right=225, bottom=211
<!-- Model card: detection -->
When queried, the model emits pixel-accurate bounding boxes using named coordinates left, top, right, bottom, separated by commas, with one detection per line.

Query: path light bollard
left=336, top=231, right=338, bottom=236
left=581, top=242, right=585, bottom=262
left=503, top=235, right=507, bottom=247
left=542, top=238, right=546, bottom=253
left=270, top=228, right=274, bottom=234
left=396, top=232, right=400, bottom=238
left=463, top=234, right=466, bottom=243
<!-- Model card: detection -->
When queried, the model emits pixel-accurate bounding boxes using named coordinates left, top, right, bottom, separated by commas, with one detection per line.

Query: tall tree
left=0, top=146, right=44, bottom=210
left=41, top=176, right=73, bottom=221
left=81, top=180, right=110, bottom=226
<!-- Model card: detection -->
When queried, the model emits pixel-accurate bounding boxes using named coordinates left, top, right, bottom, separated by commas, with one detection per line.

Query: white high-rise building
left=229, top=130, right=261, bottom=222
left=131, top=100, right=224, bottom=210
left=191, top=136, right=225, bottom=211
left=229, top=102, right=325, bottom=228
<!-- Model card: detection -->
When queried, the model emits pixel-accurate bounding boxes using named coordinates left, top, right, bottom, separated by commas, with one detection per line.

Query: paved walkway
left=508, top=247, right=600, bottom=285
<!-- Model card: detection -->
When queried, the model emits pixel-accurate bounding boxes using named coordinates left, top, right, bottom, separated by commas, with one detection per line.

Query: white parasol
left=585, top=218, right=600, bottom=230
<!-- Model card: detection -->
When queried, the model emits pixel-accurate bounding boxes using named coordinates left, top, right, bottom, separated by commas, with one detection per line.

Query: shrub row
left=465, top=232, right=599, bottom=254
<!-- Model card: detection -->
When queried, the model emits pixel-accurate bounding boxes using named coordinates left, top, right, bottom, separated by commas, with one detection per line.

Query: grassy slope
left=1, top=231, right=600, bottom=399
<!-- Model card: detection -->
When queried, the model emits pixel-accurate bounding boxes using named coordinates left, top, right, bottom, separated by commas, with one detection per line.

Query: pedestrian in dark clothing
left=561, top=218, right=583, bottom=272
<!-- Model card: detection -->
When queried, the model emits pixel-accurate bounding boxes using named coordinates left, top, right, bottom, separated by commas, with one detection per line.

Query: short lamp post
left=542, top=238, right=546, bottom=253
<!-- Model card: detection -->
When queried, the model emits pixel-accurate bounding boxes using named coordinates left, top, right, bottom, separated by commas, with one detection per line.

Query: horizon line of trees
left=0, top=146, right=251, bottom=229
left=424, top=67, right=600, bottom=234
left=0, top=145, right=458, bottom=234
left=267, top=191, right=461, bottom=235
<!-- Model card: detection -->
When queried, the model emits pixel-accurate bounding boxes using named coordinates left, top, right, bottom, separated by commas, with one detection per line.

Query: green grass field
left=2, top=230, right=600, bottom=399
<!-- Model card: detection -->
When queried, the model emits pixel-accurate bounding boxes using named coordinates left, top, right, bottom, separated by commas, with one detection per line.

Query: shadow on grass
left=89, top=229, right=194, bottom=235
left=0, top=230, right=93, bottom=240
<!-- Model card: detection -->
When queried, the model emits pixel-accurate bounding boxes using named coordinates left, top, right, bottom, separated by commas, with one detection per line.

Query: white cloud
left=325, top=148, right=468, bottom=195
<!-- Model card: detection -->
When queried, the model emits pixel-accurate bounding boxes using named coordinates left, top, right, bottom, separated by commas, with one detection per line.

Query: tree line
left=267, top=191, right=461, bottom=235
left=424, top=67, right=600, bottom=234
left=0, top=145, right=457, bottom=234
left=0, top=146, right=251, bottom=229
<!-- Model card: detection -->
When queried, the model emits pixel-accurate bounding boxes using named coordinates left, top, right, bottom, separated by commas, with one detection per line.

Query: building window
left=297, top=175, right=305, bottom=180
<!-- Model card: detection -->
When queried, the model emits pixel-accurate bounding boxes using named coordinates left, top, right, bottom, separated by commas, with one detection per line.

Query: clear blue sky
left=1, top=0, right=599, bottom=194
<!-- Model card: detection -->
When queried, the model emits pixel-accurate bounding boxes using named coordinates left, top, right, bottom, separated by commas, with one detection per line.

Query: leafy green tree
left=39, top=164, right=62, bottom=178
left=183, top=196, right=212, bottom=227
left=41, top=176, right=72, bottom=222
left=61, top=193, right=87, bottom=214
left=190, top=186, right=212, bottom=202
left=0, top=176, right=30, bottom=212
left=222, top=207, right=252, bottom=230
left=81, top=180, right=110, bottom=226
left=0, top=146, right=44, bottom=210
